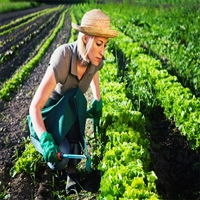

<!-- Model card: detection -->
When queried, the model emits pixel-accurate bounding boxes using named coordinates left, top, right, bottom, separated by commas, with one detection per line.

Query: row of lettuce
left=107, top=30, right=200, bottom=150
left=0, top=6, right=63, bottom=68
left=107, top=3, right=200, bottom=97
left=97, top=48, right=160, bottom=199
left=0, top=6, right=61, bottom=37
left=0, top=6, right=68, bottom=100
left=77, top=1, right=200, bottom=147
left=71, top=4, right=161, bottom=199
left=77, top=2, right=200, bottom=150
left=76, top=1, right=200, bottom=198
left=71, top=2, right=200, bottom=198
left=108, top=16, right=200, bottom=151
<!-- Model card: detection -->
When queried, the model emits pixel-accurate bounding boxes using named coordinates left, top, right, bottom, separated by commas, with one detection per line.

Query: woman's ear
left=82, top=35, right=87, bottom=44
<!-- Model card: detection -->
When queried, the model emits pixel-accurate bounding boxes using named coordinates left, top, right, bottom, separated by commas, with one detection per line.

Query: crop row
left=85, top=2, right=200, bottom=149
left=75, top=2, right=200, bottom=197
left=107, top=3, right=200, bottom=97
left=71, top=4, right=161, bottom=199
left=0, top=7, right=69, bottom=100
left=0, top=6, right=62, bottom=50
left=0, top=6, right=61, bottom=36
left=108, top=27, right=200, bottom=150
left=0, top=10, right=61, bottom=66
left=98, top=48, right=160, bottom=199
left=0, top=6, right=65, bottom=88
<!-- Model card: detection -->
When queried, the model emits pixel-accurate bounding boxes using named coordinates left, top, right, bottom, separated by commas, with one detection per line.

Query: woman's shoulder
left=54, top=42, right=77, bottom=56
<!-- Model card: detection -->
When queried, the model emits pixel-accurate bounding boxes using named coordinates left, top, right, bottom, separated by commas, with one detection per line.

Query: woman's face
left=84, top=36, right=108, bottom=66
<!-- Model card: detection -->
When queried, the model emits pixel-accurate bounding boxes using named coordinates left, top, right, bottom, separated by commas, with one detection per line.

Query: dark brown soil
left=0, top=4, right=199, bottom=200
left=147, top=109, right=200, bottom=200
left=0, top=5, right=63, bottom=83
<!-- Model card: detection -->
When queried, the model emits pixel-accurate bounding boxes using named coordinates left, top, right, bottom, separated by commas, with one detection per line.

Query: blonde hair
left=77, top=32, right=94, bottom=62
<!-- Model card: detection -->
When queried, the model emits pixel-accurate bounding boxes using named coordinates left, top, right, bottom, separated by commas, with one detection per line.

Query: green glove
left=39, top=132, right=60, bottom=163
left=86, top=98, right=102, bottom=134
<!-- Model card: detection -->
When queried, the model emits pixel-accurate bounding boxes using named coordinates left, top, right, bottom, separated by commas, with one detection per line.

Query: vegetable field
left=0, top=0, right=200, bottom=199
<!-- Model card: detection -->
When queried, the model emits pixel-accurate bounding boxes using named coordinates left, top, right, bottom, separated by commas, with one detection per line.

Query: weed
left=0, top=181, right=10, bottom=200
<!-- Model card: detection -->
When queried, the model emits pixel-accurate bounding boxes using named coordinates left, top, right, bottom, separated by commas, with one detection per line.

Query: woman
left=28, top=9, right=118, bottom=193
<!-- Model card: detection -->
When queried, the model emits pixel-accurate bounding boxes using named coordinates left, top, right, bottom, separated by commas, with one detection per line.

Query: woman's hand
left=87, top=98, right=102, bottom=134
left=39, top=132, right=60, bottom=163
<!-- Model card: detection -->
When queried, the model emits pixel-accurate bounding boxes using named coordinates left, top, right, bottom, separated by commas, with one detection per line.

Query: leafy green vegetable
left=10, top=142, right=44, bottom=178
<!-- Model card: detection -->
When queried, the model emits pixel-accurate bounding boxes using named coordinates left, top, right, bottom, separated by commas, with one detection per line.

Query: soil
left=147, top=109, right=200, bottom=200
left=0, top=4, right=200, bottom=200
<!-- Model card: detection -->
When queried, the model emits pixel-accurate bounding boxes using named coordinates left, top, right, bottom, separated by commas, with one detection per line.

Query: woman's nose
left=100, top=47, right=105, bottom=56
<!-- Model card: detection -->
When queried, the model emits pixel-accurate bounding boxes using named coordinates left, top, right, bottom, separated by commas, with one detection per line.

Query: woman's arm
left=90, top=71, right=101, bottom=101
left=29, top=66, right=56, bottom=139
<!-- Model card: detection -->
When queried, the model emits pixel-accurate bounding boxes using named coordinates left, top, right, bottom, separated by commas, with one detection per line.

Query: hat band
left=72, top=23, right=118, bottom=38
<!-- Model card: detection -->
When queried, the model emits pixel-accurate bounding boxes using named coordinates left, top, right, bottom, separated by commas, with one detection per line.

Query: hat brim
left=72, top=22, right=118, bottom=38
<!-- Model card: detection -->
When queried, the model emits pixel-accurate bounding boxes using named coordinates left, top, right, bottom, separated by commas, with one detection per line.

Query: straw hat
left=71, top=9, right=118, bottom=38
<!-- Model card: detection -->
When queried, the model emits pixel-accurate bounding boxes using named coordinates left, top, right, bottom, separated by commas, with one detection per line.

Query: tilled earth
left=0, top=4, right=200, bottom=200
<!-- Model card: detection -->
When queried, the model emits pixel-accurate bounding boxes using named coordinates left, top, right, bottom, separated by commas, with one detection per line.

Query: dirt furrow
left=0, top=4, right=55, bottom=26
left=0, top=8, right=64, bottom=84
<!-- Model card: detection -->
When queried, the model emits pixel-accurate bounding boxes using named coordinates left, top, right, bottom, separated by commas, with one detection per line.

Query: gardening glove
left=86, top=98, right=102, bottom=134
left=39, top=131, right=60, bottom=164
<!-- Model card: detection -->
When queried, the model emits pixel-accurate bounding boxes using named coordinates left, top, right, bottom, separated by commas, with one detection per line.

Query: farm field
left=0, top=0, right=200, bottom=199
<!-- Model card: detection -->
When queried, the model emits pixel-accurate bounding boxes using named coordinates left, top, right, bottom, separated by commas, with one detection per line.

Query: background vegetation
left=0, top=0, right=38, bottom=13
